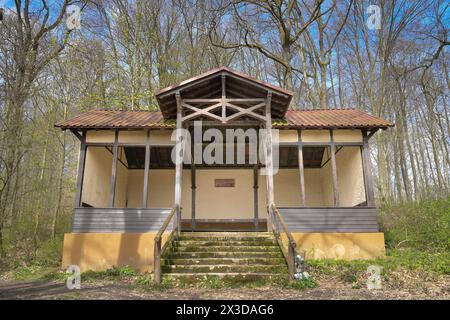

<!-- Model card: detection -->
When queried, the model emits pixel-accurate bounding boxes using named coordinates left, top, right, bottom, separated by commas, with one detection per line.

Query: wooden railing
left=153, top=205, right=178, bottom=284
left=270, top=203, right=298, bottom=280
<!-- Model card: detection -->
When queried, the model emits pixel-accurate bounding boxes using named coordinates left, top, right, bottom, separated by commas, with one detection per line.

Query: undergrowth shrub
left=378, top=197, right=449, bottom=252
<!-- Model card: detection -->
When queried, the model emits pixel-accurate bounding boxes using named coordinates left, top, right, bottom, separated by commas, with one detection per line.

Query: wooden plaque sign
left=215, top=179, right=235, bottom=187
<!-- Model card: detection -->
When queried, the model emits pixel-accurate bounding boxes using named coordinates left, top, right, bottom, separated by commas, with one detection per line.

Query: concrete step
left=180, top=232, right=272, bottom=236
left=178, top=233, right=275, bottom=242
left=163, top=273, right=287, bottom=283
left=162, top=257, right=286, bottom=266
left=171, top=245, right=282, bottom=253
left=162, top=264, right=287, bottom=274
left=171, top=240, right=278, bottom=247
left=164, top=251, right=284, bottom=259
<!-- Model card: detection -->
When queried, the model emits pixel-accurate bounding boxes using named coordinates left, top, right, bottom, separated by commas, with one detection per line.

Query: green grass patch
left=306, top=248, right=449, bottom=286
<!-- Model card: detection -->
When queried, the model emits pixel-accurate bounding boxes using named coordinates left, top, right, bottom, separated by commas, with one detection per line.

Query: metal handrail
left=153, top=205, right=177, bottom=284
left=270, top=203, right=298, bottom=280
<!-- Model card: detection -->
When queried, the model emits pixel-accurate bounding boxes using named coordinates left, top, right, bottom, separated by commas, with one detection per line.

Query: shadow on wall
left=62, top=233, right=162, bottom=272
left=293, top=232, right=385, bottom=260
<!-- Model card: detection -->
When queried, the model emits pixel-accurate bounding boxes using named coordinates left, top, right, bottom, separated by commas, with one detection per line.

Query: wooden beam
left=74, top=131, right=87, bottom=207
left=182, top=98, right=265, bottom=103
left=142, top=130, right=151, bottom=208
left=70, top=129, right=83, bottom=141
left=174, top=92, right=183, bottom=233
left=182, top=101, right=223, bottom=122
left=225, top=101, right=266, bottom=122
left=221, top=74, right=226, bottom=123
left=264, top=92, right=274, bottom=231
left=253, top=165, right=259, bottom=230
left=109, top=130, right=119, bottom=208
left=329, top=130, right=340, bottom=206
left=297, top=130, right=306, bottom=207
left=362, top=130, right=376, bottom=206
left=191, top=162, right=196, bottom=231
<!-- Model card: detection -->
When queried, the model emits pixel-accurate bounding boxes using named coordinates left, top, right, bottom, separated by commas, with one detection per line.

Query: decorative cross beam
left=179, top=73, right=268, bottom=124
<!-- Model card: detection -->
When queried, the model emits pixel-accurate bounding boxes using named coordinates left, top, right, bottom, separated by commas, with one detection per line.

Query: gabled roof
left=155, top=67, right=294, bottom=119
left=55, top=109, right=393, bottom=130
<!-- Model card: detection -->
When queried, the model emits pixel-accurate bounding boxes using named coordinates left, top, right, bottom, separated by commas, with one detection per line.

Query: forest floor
left=0, top=275, right=448, bottom=300
left=0, top=266, right=448, bottom=300
left=1, top=249, right=448, bottom=300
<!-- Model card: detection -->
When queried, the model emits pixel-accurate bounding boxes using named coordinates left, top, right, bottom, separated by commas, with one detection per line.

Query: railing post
left=288, top=242, right=295, bottom=280
left=177, top=205, right=181, bottom=235
left=154, top=237, right=162, bottom=284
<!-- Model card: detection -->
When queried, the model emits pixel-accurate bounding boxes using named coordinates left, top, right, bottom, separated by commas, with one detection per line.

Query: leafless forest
left=0, top=0, right=448, bottom=264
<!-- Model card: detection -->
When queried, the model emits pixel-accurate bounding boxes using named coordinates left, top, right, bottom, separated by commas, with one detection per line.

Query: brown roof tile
left=55, top=109, right=393, bottom=130
left=280, top=109, right=393, bottom=129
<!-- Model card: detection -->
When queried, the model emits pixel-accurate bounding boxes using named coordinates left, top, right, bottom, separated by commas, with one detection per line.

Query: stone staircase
left=161, top=232, right=288, bottom=282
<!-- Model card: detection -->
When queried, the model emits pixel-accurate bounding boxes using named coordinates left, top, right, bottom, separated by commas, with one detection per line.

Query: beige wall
left=301, top=130, right=330, bottom=142
left=118, top=131, right=146, bottom=144
left=293, top=232, right=385, bottom=260
left=336, top=146, right=366, bottom=206
left=150, top=130, right=175, bottom=145
left=81, top=147, right=112, bottom=207
left=272, top=168, right=335, bottom=207
left=62, top=232, right=169, bottom=272
left=279, top=130, right=298, bottom=143
left=80, top=128, right=366, bottom=210
left=62, top=231, right=384, bottom=272
left=86, top=130, right=115, bottom=143
left=81, top=146, right=128, bottom=208
left=333, top=129, right=363, bottom=143
left=196, top=169, right=254, bottom=219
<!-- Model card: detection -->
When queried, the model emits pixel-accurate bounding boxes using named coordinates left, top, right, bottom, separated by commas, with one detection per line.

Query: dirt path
left=0, top=279, right=448, bottom=300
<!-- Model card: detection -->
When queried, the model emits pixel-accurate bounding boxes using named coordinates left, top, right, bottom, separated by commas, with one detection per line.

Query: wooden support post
left=191, top=162, right=196, bottom=231
left=74, top=131, right=87, bottom=208
left=297, top=130, right=306, bottom=207
left=362, top=130, right=376, bottom=206
left=221, top=74, right=226, bottom=123
left=153, top=237, right=161, bottom=284
left=264, top=92, right=274, bottom=231
left=109, top=130, right=119, bottom=208
left=288, top=242, right=296, bottom=279
left=143, top=130, right=151, bottom=208
left=174, top=92, right=183, bottom=233
left=253, top=165, right=259, bottom=230
left=329, top=130, right=340, bottom=207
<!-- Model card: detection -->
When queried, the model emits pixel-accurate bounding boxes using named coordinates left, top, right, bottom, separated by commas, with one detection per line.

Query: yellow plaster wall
left=118, top=131, right=146, bottom=144
left=196, top=169, right=254, bottom=219
left=271, top=168, right=337, bottom=207
left=125, top=169, right=191, bottom=216
left=336, top=147, right=366, bottom=206
left=292, top=232, right=385, bottom=260
left=81, top=146, right=128, bottom=208
left=150, top=130, right=175, bottom=145
left=301, top=130, right=330, bottom=143
left=279, top=130, right=298, bottom=143
left=61, top=232, right=385, bottom=272
left=86, top=130, right=115, bottom=143
left=333, top=129, right=363, bottom=143
left=81, top=147, right=112, bottom=207
left=62, top=233, right=169, bottom=272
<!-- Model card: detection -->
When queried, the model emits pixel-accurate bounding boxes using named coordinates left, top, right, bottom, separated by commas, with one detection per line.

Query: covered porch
left=57, top=67, right=392, bottom=273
